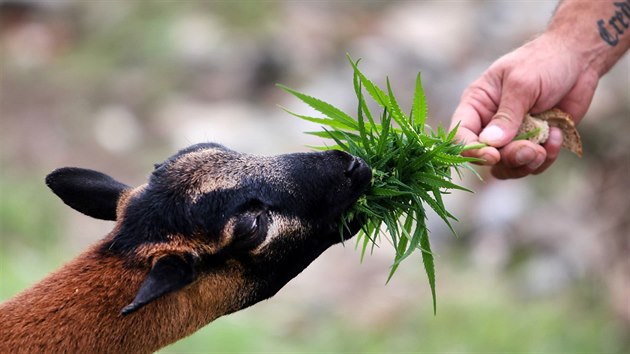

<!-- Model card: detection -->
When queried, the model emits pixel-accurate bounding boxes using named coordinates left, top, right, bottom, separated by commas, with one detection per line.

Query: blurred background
left=1, top=0, right=628, bottom=352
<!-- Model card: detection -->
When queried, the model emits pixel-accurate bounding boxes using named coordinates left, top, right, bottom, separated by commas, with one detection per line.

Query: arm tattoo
left=598, top=0, right=630, bottom=46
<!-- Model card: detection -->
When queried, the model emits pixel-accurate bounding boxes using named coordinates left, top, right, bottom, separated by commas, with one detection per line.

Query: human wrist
left=546, top=0, right=630, bottom=77
left=541, top=29, right=604, bottom=80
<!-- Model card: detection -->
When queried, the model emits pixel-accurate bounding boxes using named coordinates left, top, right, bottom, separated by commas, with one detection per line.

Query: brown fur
left=0, top=144, right=372, bottom=353
left=134, top=234, right=223, bottom=263
left=0, top=178, right=247, bottom=353
left=0, top=236, right=248, bottom=354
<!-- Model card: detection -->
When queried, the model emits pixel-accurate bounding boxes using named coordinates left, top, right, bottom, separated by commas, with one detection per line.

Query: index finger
left=450, top=99, right=500, bottom=165
left=450, top=99, right=483, bottom=143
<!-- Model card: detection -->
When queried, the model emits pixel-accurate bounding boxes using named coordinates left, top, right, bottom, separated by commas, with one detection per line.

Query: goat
left=0, top=142, right=371, bottom=353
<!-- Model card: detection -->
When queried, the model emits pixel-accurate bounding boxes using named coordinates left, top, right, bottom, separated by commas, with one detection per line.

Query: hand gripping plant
left=279, top=56, right=582, bottom=314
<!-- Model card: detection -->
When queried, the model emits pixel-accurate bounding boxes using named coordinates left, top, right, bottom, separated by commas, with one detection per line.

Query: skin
left=451, top=0, right=630, bottom=179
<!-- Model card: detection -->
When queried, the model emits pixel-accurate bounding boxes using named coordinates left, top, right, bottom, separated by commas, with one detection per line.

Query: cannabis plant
left=279, top=55, right=582, bottom=314
left=279, top=56, right=478, bottom=313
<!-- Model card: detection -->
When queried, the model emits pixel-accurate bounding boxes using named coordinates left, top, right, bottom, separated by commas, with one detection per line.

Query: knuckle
left=506, top=76, right=531, bottom=91
left=493, top=111, right=517, bottom=124
left=504, top=69, right=537, bottom=91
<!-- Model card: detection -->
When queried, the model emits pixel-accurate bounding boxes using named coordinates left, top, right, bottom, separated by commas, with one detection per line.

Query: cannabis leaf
left=279, top=55, right=476, bottom=314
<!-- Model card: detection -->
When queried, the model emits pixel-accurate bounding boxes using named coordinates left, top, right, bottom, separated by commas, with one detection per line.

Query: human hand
left=450, top=32, right=599, bottom=179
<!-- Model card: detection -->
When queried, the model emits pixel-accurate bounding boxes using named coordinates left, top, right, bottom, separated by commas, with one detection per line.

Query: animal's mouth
left=336, top=156, right=372, bottom=239
left=347, top=156, right=372, bottom=198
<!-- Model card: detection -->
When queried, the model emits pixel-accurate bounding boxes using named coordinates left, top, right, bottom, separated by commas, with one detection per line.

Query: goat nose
left=345, top=156, right=364, bottom=177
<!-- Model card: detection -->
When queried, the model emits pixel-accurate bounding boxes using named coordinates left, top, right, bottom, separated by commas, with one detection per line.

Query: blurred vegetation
left=0, top=173, right=63, bottom=299
left=163, top=265, right=624, bottom=353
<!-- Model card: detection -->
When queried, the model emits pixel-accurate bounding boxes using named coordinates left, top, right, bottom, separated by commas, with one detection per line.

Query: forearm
left=547, top=0, right=630, bottom=76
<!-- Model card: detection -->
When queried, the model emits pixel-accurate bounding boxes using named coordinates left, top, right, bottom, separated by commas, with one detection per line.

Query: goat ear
left=45, top=167, right=130, bottom=221
left=121, top=254, right=197, bottom=315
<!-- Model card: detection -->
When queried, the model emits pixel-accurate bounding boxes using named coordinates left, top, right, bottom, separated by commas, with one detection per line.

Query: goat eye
left=245, top=215, right=260, bottom=236
left=233, top=213, right=266, bottom=248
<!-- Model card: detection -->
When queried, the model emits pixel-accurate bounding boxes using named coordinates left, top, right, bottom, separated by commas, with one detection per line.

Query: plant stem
left=461, top=128, right=541, bottom=152
left=514, top=127, right=541, bottom=141
left=462, top=143, right=488, bottom=151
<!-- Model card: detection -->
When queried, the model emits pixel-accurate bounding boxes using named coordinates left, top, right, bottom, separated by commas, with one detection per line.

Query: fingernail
left=480, top=153, right=494, bottom=165
left=548, top=129, right=563, bottom=146
left=515, top=147, right=535, bottom=165
left=527, top=155, right=544, bottom=170
left=479, top=126, right=504, bottom=145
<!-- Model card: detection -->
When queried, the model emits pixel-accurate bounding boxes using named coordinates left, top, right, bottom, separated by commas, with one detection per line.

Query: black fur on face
left=103, top=143, right=371, bottom=272
left=47, top=142, right=371, bottom=315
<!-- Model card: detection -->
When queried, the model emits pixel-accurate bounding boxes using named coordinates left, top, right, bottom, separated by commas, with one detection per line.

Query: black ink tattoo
left=598, top=0, right=630, bottom=46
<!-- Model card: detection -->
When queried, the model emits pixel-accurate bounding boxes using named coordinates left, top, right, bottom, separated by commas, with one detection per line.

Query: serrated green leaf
left=415, top=189, right=455, bottom=235
left=447, top=121, right=460, bottom=142
left=420, top=226, right=437, bottom=315
left=434, top=152, right=474, bottom=165
left=371, top=187, right=414, bottom=197
left=347, top=54, right=390, bottom=107
left=412, top=72, right=428, bottom=131
left=305, top=130, right=360, bottom=142
left=386, top=78, right=418, bottom=142
left=280, top=56, right=481, bottom=315
left=321, top=127, right=350, bottom=152
left=376, top=110, right=392, bottom=155
left=416, top=172, right=472, bottom=192
left=353, top=62, right=378, bottom=132
left=281, top=107, right=356, bottom=131
left=278, top=84, right=358, bottom=130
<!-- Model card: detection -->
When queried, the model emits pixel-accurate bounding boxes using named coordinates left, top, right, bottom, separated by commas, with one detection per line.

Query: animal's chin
left=339, top=212, right=367, bottom=241
left=321, top=206, right=368, bottom=243
left=337, top=177, right=372, bottom=241
left=322, top=159, right=372, bottom=243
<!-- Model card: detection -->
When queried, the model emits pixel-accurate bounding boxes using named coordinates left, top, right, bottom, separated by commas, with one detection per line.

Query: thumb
left=479, top=80, right=534, bottom=147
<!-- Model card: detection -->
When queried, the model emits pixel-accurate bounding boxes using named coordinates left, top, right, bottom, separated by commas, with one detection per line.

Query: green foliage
left=280, top=56, right=476, bottom=313
left=161, top=268, right=624, bottom=353
left=0, top=174, right=66, bottom=299
left=0, top=175, right=62, bottom=248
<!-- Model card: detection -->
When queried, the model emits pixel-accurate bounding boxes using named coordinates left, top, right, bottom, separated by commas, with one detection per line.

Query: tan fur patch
left=0, top=142, right=354, bottom=353
left=116, top=185, right=146, bottom=221
left=252, top=214, right=306, bottom=254
left=171, top=148, right=241, bottom=200
left=134, top=233, right=229, bottom=264
left=170, top=148, right=297, bottom=201
left=0, top=239, right=253, bottom=353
